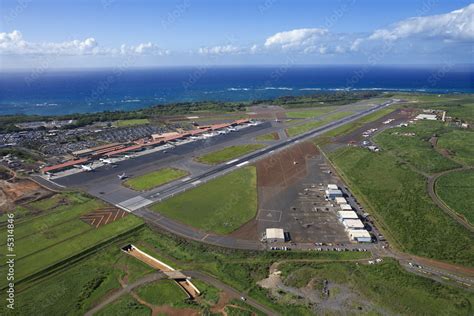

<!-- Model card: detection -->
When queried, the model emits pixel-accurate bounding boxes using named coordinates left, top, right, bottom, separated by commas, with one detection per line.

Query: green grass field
left=113, top=118, right=150, bottom=127
left=195, top=144, right=265, bottom=165
left=136, top=280, right=188, bottom=307
left=374, top=121, right=459, bottom=174
left=286, top=107, right=335, bottom=119
left=255, top=132, right=279, bottom=141
left=279, top=259, right=474, bottom=316
left=437, top=130, right=474, bottom=166
left=436, top=170, right=474, bottom=225
left=329, top=147, right=474, bottom=266
left=97, top=295, right=151, bottom=316
left=124, top=168, right=189, bottom=191
left=0, top=193, right=143, bottom=286
left=151, top=166, right=257, bottom=234
left=286, top=111, right=353, bottom=137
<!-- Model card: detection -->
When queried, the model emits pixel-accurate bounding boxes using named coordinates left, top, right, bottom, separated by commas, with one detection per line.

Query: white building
left=326, top=189, right=343, bottom=200
left=339, top=203, right=352, bottom=211
left=343, top=219, right=365, bottom=230
left=335, top=197, right=347, bottom=204
left=415, top=114, right=437, bottom=121
left=337, top=210, right=359, bottom=221
left=327, top=184, right=338, bottom=190
left=266, top=228, right=285, bottom=242
left=348, top=229, right=372, bottom=243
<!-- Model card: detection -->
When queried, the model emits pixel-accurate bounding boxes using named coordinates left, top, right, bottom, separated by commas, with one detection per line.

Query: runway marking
left=236, top=161, right=249, bottom=167
left=117, top=196, right=153, bottom=211
left=226, top=159, right=239, bottom=165
left=181, top=177, right=191, bottom=181
left=201, top=234, right=209, bottom=240
left=192, top=180, right=201, bottom=185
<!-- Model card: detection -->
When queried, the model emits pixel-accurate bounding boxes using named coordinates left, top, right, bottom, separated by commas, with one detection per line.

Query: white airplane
left=227, top=127, right=237, bottom=132
left=100, top=158, right=114, bottom=165
left=124, top=155, right=131, bottom=159
left=75, top=164, right=93, bottom=171
left=117, top=173, right=127, bottom=180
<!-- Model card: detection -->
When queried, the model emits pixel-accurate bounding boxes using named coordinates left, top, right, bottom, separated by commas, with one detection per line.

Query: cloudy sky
left=1, top=0, right=473, bottom=69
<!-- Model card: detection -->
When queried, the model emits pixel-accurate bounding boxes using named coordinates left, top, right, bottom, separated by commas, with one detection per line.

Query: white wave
left=299, top=88, right=321, bottom=91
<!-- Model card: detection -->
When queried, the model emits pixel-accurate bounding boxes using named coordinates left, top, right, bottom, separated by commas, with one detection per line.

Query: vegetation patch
left=374, top=121, right=460, bottom=174
left=256, top=132, right=279, bottom=141
left=286, top=107, right=335, bottom=119
left=113, top=118, right=150, bottom=127
left=436, top=169, right=474, bottom=225
left=279, top=259, right=474, bottom=316
left=135, top=280, right=188, bottom=307
left=124, top=168, right=188, bottom=191
left=151, top=166, right=257, bottom=234
left=196, top=144, right=265, bottom=165
left=437, top=130, right=474, bottom=166
left=286, top=111, right=353, bottom=137
left=96, top=295, right=151, bottom=316
left=329, top=147, right=474, bottom=266
left=0, top=192, right=144, bottom=286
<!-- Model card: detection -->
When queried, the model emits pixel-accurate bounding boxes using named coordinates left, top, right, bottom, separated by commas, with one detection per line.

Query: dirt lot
left=248, top=105, right=288, bottom=120
left=0, top=178, right=52, bottom=211
left=253, top=142, right=349, bottom=244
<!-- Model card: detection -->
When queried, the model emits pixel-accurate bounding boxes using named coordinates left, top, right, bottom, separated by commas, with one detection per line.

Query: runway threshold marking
left=226, top=159, right=239, bottom=165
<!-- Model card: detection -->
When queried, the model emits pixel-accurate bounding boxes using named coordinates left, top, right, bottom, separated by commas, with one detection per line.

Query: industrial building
left=337, top=210, right=359, bottom=221
left=326, top=189, right=343, bottom=200
left=265, top=228, right=285, bottom=243
left=339, top=203, right=352, bottom=211
left=327, top=184, right=338, bottom=190
left=342, top=219, right=365, bottom=230
left=348, top=229, right=372, bottom=243
left=415, top=113, right=437, bottom=121
left=334, top=197, right=347, bottom=204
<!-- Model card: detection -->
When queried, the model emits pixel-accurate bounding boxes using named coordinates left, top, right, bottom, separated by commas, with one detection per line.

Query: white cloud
left=369, top=3, right=474, bottom=42
left=0, top=30, right=167, bottom=56
left=264, top=28, right=328, bottom=49
left=198, top=44, right=242, bottom=55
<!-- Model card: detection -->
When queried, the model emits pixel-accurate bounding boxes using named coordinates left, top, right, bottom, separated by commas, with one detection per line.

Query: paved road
left=85, top=271, right=165, bottom=316
left=184, top=270, right=278, bottom=316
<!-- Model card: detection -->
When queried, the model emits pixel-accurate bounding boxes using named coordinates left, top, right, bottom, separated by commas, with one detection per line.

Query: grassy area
left=0, top=239, right=154, bottom=315
left=374, top=121, right=460, bottom=174
left=286, top=107, right=335, bottom=119
left=329, top=147, right=474, bottom=266
left=437, top=130, right=474, bottom=166
left=123, top=168, right=188, bottom=191
left=150, top=166, right=257, bottom=234
left=279, top=259, right=474, bottom=315
left=135, top=280, right=188, bottom=307
left=0, top=193, right=144, bottom=286
left=313, top=106, right=397, bottom=146
left=195, top=144, right=265, bottom=165
left=436, top=170, right=474, bottom=225
left=286, top=111, right=353, bottom=137
left=255, top=132, right=279, bottom=141
left=97, top=295, right=151, bottom=316
left=112, top=118, right=150, bottom=127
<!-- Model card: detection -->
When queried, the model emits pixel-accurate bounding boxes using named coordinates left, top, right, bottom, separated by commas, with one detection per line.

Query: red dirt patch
left=0, top=178, right=52, bottom=211
left=256, top=141, right=319, bottom=188
left=80, top=208, right=128, bottom=228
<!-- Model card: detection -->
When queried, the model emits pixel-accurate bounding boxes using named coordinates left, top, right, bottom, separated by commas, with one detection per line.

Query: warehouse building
left=265, top=228, right=285, bottom=242
left=342, top=219, right=365, bottom=230
left=326, top=189, right=343, bottom=200
left=327, top=184, right=338, bottom=190
left=335, top=197, right=347, bottom=204
left=339, top=203, right=352, bottom=211
left=348, top=229, right=372, bottom=243
left=337, top=210, right=359, bottom=221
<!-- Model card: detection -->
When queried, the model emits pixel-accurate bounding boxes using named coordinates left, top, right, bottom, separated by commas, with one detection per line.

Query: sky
left=0, top=0, right=473, bottom=69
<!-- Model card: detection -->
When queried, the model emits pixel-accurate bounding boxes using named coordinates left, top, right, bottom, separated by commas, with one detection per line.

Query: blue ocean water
left=0, top=66, right=472, bottom=115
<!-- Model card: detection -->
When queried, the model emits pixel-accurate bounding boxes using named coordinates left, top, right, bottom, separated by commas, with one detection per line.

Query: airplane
left=293, top=161, right=298, bottom=165
left=74, top=164, right=94, bottom=171
left=117, top=173, right=127, bottom=180
left=100, top=158, right=114, bottom=165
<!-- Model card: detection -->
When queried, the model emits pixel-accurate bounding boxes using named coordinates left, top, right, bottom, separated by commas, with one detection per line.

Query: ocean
left=0, top=66, right=472, bottom=116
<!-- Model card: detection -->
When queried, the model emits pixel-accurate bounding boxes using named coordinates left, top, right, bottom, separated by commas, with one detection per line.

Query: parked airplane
left=74, top=164, right=93, bottom=171
left=117, top=173, right=127, bottom=180
left=100, top=158, right=114, bottom=164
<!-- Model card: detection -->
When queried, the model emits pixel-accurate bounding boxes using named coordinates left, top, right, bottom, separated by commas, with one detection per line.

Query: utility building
left=326, top=189, right=343, bottom=200
left=348, top=229, right=372, bottom=243
left=342, top=219, right=365, bottom=230
left=265, top=228, right=285, bottom=242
